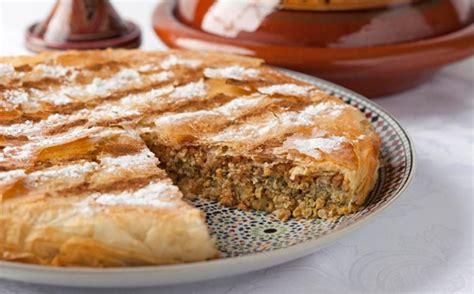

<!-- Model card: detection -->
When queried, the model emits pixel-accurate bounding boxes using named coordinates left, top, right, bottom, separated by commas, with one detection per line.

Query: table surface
left=0, top=1, right=473, bottom=293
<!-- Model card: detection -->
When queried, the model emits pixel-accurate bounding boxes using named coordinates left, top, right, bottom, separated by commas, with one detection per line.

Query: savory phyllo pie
left=0, top=49, right=380, bottom=267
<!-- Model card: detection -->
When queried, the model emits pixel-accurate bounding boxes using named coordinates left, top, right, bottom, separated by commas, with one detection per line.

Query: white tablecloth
left=1, top=1, right=473, bottom=293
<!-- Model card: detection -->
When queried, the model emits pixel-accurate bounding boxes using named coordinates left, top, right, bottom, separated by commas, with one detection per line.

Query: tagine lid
left=175, top=0, right=473, bottom=48
left=25, top=0, right=141, bottom=52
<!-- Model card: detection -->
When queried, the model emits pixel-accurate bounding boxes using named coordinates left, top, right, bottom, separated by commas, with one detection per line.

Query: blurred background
left=0, top=0, right=164, bottom=55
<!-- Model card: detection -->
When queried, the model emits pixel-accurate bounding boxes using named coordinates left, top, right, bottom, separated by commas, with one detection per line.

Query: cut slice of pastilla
left=0, top=127, right=218, bottom=267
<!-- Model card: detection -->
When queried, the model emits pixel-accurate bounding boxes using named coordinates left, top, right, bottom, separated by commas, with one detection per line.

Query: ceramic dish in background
left=25, top=0, right=141, bottom=52
left=0, top=69, right=415, bottom=288
left=153, top=0, right=474, bottom=97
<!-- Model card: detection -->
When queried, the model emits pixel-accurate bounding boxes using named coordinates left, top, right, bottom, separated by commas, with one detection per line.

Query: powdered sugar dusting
left=0, top=63, right=15, bottom=77
left=148, top=71, right=174, bottom=82
left=0, top=169, right=26, bottom=186
left=84, top=69, right=141, bottom=97
left=1, top=127, right=101, bottom=161
left=9, top=89, right=58, bottom=108
left=56, top=69, right=172, bottom=101
left=8, top=68, right=144, bottom=108
left=279, top=102, right=347, bottom=126
left=154, top=96, right=265, bottom=126
left=3, top=89, right=29, bottom=106
left=26, top=162, right=98, bottom=187
left=210, top=102, right=346, bottom=142
left=211, top=118, right=279, bottom=142
left=0, top=120, right=35, bottom=136
left=138, top=64, right=156, bottom=72
left=89, top=104, right=141, bottom=122
left=170, top=80, right=207, bottom=100
left=0, top=85, right=176, bottom=138
left=98, top=149, right=158, bottom=172
left=90, top=128, right=129, bottom=140
left=258, top=83, right=313, bottom=97
left=30, top=88, right=73, bottom=106
left=277, top=135, right=348, bottom=159
left=34, top=64, right=71, bottom=79
left=216, top=96, right=265, bottom=117
left=160, top=55, right=201, bottom=70
left=204, top=66, right=259, bottom=80
left=120, top=85, right=174, bottom=106
left=155, top=110, right=216, bottom=126
left=60, top=69, right=162, bottom=101
left=89, top=181, right=180, bottom=208
left=0, top=110, right=90, bottom=139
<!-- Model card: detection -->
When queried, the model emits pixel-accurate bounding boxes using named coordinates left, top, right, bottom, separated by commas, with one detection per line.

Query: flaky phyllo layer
left=0, top=50, right=380, bottom=267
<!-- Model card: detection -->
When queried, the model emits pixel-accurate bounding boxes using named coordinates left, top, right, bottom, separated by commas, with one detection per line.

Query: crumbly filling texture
left=147, top=142, right=357, bottom=221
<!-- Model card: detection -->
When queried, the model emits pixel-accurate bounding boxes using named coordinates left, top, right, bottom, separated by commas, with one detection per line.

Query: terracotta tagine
left=153, top=0, right=474, bottom=97
left=25, top=0, right=141, bottom=52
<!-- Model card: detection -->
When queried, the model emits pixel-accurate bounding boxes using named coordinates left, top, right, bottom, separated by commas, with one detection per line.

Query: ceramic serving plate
left=0, top=69, right=415, bottom=288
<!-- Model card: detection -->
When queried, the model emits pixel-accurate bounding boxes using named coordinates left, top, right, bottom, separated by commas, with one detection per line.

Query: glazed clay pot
left=176, top=0, right=472, bottom=48
left=25, top=0, right=141, bottom=52
left=153, top=0, right=474, bottom=97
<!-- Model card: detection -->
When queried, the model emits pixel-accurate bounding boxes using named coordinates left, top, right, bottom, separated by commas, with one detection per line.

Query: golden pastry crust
left=0, top=127, right=218, bottom=266
left=0, top=49, right=380, bottom=267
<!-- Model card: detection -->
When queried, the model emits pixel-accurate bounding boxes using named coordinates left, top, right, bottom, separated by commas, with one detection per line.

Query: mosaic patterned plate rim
left=0, top=68, right=416, bottom=288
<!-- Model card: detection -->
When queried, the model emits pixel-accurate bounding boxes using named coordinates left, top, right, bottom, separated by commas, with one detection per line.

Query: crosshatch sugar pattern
left=191, top=70, right=415, bottom=258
